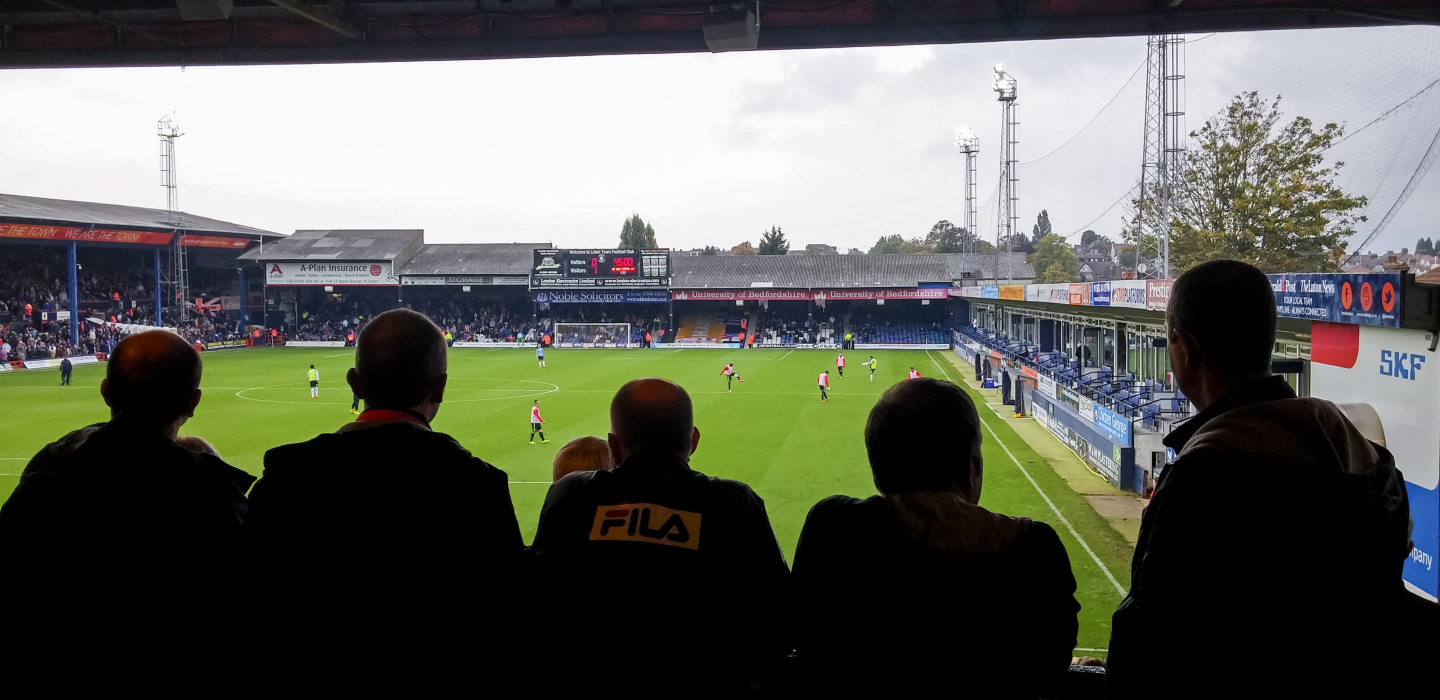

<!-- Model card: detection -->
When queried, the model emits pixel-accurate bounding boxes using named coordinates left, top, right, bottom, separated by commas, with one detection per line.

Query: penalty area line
left=779, top=349, right=795, bottom=360
left=925, top=351, right=1127, bottom=598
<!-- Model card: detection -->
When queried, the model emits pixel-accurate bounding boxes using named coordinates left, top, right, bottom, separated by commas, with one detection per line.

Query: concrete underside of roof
left=0, top=1, right=1436, bottom=69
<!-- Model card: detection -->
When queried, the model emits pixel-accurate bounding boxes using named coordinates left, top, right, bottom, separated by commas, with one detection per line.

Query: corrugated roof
left=670, top=253, right=1034, bottom=289
left=397, top=243, right=550, bottom=276
left=237, top=229, right=424, bottom=265
left=0, top=192, right=278, bottom=238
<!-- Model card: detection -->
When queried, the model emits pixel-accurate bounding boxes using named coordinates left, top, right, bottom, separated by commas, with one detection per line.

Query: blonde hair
left=175, top=435, right=220, bottom=458
left=552, top=436, right=615, bottom=483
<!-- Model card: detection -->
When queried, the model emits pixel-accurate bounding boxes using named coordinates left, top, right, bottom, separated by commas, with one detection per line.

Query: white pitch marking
left=325, top=352, right=354, bottom=358
left=779, top=349, right=795, bottom=360
left=925, top=350, right=1127, bottom=598
left=1074, top=648, right=1109, bottom=653
left=508, top=481, right=551, bottom=484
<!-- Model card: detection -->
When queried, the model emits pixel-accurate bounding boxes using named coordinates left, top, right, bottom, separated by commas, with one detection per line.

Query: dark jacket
left=0, top=420, right=253, bottom=660
left=245, top=420, right=523, bottom=651
left=793, top=493, right=1079, bottom=696
left=530, top=452, right=790, bottom=694
left=1107, top=377, right=1413, bottom=698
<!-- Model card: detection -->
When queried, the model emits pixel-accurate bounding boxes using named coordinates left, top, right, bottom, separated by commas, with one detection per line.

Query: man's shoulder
left=266, top=424, right=505, bottom=478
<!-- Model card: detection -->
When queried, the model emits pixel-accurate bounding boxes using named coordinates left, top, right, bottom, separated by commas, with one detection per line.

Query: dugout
left=1, top=192, right=277, bottom=346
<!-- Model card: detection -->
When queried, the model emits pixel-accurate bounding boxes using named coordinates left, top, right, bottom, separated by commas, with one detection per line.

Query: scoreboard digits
left=532, top=248, right=670, bottom=288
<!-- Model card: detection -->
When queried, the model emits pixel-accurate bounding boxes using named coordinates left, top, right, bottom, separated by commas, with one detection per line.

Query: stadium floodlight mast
left=993, top=64, right=1018, bottom=283
left=158, top=115, right=188, bottom=323
left=1137, top=35, right=1185, bottom=280
left=955, top=126, right=980, bottom=281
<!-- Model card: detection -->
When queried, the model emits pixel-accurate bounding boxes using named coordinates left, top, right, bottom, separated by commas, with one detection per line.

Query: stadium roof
left=0, top=192, right=277, bottom=239
left=670, top=252, right=1033, bottom=289
left=397, top=242, right=550, bottom=276
left=0, top=1, right=1433, bottom=69
left=237, top=229, right=424, bottom=264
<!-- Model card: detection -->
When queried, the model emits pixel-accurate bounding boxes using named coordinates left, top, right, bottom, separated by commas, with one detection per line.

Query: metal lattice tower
left=158, top=116, right=188, bottom=323
left=1137, top=35, right=1185, bottom=280
left=993, top=65, right=1018, bottom=282
left=956, top=126, right=980, bottom=279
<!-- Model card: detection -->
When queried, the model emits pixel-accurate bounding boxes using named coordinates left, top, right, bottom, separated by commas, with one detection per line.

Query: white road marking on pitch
left=925, top=350, right=1127, bottom=598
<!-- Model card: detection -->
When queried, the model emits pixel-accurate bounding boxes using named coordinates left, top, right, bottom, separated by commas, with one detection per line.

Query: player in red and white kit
left=836, top=352, right=846, bottom=378
left=721, top=363, right=743, bottom=393
left=818, top=370, right=830, bottom=402
left=529, top=400, right=549, bottom=444
left=907, top=367, right=923, bottom=379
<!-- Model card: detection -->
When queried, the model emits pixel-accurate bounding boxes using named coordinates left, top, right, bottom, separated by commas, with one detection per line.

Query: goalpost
left=551, top=323, right=633, bottom=348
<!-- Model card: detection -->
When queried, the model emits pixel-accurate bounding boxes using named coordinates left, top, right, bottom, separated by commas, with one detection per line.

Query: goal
left=551, top=323, right=633, bottom=348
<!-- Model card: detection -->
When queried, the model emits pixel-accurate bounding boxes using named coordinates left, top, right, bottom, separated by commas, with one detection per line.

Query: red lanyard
left=356, top=409, right=428, bottom=428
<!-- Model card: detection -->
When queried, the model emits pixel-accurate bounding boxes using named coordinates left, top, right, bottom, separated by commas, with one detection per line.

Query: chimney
left=1384, top=254, right=1410, bottom=273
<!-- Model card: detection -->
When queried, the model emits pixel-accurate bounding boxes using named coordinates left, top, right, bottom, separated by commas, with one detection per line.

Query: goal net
left=551, top=323, right=633, bottom=348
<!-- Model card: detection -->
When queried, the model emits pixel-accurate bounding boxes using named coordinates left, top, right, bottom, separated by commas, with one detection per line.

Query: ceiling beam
left=267, top=0, right=362, bottom=39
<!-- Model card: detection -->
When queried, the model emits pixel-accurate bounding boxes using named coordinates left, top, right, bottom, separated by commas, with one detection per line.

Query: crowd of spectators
left=0, top=246, right=159, bottom=321
left=1, top=261, right=1436, bottom=694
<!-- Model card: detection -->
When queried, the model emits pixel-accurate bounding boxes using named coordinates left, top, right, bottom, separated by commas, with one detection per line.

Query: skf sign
left=1380, top=350, right=1426, bottom=380
left=590, top=503, right=701, bottom=550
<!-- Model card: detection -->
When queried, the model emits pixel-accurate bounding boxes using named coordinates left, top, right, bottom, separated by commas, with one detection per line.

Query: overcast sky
left=0, top=25, right=1436, bottom=256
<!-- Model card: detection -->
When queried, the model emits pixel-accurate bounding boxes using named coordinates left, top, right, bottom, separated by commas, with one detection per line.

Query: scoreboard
left=531, top=249, right=670, bottom=288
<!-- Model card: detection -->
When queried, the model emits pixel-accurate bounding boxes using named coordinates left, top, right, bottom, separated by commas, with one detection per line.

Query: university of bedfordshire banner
left=266, top=262, right=397, bottom=286
left=1269, top=273, right=1402, bottom=328
left=537, top=290, right=671, bottom=304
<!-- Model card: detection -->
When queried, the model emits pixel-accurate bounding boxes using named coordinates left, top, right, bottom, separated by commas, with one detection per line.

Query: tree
left=619, top=214, right=658, bottom=248
left=700, top=246, right=720, bottom=255
left=1031, top=233, right=1080, bottom=283
left=732, top=241, right=756, bottom=255
left=1031, top=209, right=1053, bottom=243
left=1080, top=230, right=1100, bottom=246
left=1416, top=237, right=1434, bottom=256
left=1118, top=246, right=1137, bottom=268
left=899, top=238, right=933, bottom=254
left=758, top=226, right=790, bottom=255
left=1081, top=230, right=1115, bottom=251
left=925, top=220, right=965, bottom=253
left=1003, top=233, right=1035, bottom=255
left=870, top=234, right=904, bottom=255
left=1126, top=92, right=1366, bottom=275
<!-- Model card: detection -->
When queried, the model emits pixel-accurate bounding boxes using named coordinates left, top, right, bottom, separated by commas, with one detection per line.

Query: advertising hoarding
left=534, top=290, right=671, bottom=304
left=1269, top=273, right=1401, bottom=328
left=1311, top=323, right=1437, bottom=599
left=1145, top=279, right=1173, bottom=311
left=402, top=275, right=529, bottom=287
left=265, top=261, right=397, bottom=286
left=1110, top=280, right=1148, bottom=309
left=1089, top=281, right=1112, bottom=307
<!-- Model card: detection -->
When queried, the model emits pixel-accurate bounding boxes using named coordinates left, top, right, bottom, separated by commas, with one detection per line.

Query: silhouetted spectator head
left=175, top=435, right=220, bottom=458
left=552, top=436, right=616, bottom=482
left=609, top=378, right=698, bottom=463
left=865, top=378, right=983, bottom=498
left=101, top=330, right=202, bottom=427
left=347, top=309, right=448, bottom=418
left=1167, top=260, right=1276, bottom=405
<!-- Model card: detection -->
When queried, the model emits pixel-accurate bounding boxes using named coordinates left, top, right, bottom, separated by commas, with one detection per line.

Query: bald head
left=352, top=309, right=448, bottom=410
left=609, top=378, right=696, bottom=461
left=103, top=330, right=202, bottom=423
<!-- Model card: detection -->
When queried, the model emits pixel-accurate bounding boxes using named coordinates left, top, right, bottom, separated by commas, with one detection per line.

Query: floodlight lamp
left=994, top=63, right=1004, bottom=75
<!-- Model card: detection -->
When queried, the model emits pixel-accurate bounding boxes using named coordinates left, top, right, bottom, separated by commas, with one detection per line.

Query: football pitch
left=0, top=346, right=1133, bottom=653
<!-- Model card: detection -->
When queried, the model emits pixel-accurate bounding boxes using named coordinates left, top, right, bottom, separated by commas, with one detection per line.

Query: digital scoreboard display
left=532, top=249, right=670, bottom=288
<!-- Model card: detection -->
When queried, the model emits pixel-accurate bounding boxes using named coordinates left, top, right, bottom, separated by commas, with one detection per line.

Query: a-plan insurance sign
left=265, top=261, right=397, bottom=286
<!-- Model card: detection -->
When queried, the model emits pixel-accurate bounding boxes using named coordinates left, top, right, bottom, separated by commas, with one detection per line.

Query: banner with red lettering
left=0, top=223, right=174, bottom=245
left=670, top=288, right=949, bottom=301
left=180, top=234, right=250, bottom=249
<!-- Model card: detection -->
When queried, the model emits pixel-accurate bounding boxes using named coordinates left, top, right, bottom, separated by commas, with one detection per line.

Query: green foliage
left=1416, top=238, right=1434, bottom=256
left=732, top=241, right=756, bottom=255
left=619, top=214, right=659, bottom=249
left=1127, top=92, right=1366, bottom=275
left=899, top=238, right=933, bottom=254
left=700, top=246, right=720, bottom=256
left=1032, top=210, right=1053, bottom=243
left=925, top=220, right=964, bottom=253
left=758, top=226, right=790, bottom=255
left=1031, top=233, right=1080, bottom=283
left=1118, top=246, right=1137, bottom=268
left=869, top=234, right=904, bottom=255
left=1080, top=230, right=1099, bottom=246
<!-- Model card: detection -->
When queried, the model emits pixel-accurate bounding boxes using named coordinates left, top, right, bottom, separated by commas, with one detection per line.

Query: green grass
left=0, top=346, right=1132, bottom=653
